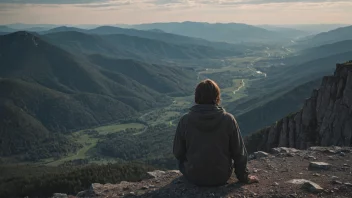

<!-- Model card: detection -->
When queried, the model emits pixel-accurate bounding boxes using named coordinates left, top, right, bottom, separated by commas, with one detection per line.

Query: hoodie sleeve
left=173, top=116, right=187, bottom=162
left=229, top=117, right=249, bottom=183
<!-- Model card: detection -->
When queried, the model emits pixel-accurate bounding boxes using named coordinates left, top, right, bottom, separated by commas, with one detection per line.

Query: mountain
left=245, top=61, right=352, bottom=153
left=44, top=26, right=252, bottom=52
left=228, top=49, right=352, bottom=118
left=298, top=25, right=352, bottom=47
left=44, top=26, right=85, bottom=34
left=88, top=54, right=197, bottom=96
left=130, top=22, right=286, bottom=43
left=43, top=31, right=242, bottom=61
left=0, top=26, right=16, bottom=33
left=257, top=25, right=309, bottom=38
left=280, top=24, right=349, bottom=34
left=236, top=79, right=322, bottom=135
left=43, top=31, right=141, bottom=60
left=283, top=40, right=352, bottom=66
left=5, top=23, right=57, bottom=30
left=0, top=31, right=197, bottom=159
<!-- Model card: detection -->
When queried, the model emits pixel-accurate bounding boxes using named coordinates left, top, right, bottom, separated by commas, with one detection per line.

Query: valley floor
left=20, top=47, right=292, bottom=167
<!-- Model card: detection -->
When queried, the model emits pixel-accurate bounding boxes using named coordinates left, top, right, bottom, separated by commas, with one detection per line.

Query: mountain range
left=296, top=25, right=352, bottom=48
left=128, top=22, right=289, bottom=43
left=0, top=31, right=198, bottom=159
left=43, top=31, right=242, bottom=61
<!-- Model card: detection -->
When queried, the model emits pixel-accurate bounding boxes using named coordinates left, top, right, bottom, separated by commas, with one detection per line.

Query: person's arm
left=229, top=117, right=250, bottom=183
left=173, top=117, right=186, bottom=162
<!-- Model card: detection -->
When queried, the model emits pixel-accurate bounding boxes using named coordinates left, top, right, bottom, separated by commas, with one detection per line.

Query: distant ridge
left=129, top=21, right=288, bottom=43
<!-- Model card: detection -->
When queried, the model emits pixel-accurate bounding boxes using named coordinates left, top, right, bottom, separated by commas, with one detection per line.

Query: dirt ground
left=73, top=147, right=352, bottom=198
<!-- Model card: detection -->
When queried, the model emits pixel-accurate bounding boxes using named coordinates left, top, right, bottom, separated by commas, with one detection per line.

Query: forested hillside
left=0, top=31, right=197, bottom=160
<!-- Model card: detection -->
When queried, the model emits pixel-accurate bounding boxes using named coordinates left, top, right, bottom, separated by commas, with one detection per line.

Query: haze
left=0, top=0, right=352, bottom=25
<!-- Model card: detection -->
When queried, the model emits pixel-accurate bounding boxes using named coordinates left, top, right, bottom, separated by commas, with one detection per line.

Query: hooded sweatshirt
left=173, top=104, right=249, bottom=186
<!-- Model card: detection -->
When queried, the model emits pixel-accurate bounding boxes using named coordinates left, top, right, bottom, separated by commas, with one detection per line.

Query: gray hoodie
left=173, top=104, right=249, bottom=186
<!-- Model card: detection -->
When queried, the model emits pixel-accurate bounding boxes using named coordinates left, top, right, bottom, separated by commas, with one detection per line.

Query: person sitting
left=173, top=79, right=258, bottom=186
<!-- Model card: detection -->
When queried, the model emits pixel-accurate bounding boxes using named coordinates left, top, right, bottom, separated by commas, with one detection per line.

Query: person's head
left=195, top=79, right=221, bottom=105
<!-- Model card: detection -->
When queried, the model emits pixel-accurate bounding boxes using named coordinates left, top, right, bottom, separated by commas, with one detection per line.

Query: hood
left=189, top=104, right=226, bottom=132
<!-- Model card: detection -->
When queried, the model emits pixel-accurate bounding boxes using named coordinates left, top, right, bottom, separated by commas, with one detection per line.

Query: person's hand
left=247, top=175, right=259, bottom=184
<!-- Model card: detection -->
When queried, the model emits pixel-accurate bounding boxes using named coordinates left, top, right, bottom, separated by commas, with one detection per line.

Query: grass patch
left=94, top=123, right=145, bottom=135
left=44, top=122, right=145, bottom=166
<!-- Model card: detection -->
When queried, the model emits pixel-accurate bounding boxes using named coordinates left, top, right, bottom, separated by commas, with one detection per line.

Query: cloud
left=0, top=0, right=107, bottom=4
left=0, top=0, right=351, bottom=24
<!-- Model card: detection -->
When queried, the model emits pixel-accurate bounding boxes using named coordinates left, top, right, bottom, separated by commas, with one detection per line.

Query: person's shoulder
left=179, top=112, right=190, bottom=123
left=223, top=111, right=236, bottom=122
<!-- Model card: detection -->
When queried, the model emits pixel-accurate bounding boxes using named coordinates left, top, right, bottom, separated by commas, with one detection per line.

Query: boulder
left=147, top=170, right=166, bottom=178
left=301, top=181, right=324, bottom=193
left=254, top=151, right=269, bottom=159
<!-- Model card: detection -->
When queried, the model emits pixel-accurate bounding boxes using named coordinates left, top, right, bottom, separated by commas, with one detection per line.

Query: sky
left=0, top=0, right=351, bottom=25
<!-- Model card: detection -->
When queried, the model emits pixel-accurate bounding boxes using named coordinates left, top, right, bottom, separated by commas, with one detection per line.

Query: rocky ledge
left=52, top=147, right=352, bottom=198
left=245, top=62, right=352, bottom=152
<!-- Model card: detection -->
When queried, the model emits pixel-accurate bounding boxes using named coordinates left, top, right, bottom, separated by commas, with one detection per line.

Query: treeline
left=0, top=163, right=154, bottom=198
left=97, top=124, right=177, bottom=168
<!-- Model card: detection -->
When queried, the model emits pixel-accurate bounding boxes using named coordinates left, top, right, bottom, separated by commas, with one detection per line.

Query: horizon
left=1, top=1, right=352, bottom=25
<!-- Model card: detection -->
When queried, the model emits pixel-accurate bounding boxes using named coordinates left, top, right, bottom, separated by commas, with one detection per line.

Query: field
left=44, top=123, right=145, bottom=166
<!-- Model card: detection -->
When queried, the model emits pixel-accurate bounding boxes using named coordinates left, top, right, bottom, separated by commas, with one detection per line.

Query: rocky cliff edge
left=52, top=147, right=352, bottom=198
left=245, top=62, right=352, bottom=153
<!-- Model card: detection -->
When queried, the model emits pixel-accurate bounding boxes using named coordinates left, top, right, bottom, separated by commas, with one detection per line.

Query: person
left=173, top=79, right=258, bottom=186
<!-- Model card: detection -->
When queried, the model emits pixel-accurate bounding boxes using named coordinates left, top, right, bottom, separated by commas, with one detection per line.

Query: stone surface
left=147, top=170, right=166, bottom=178
left=332, top=180, right=343, bottom=184
left=73, top=147, right=352, bottom=198
left=309, top=162, right=331, bottom=170
left=271, top=147, right=299, bottom=154
left=245, top=63, right=352, bottom=152
left=286, top=179, right=312, bottom=185
left=254, top=151, right=269, bottom=159
left=52, top=193, right=68, bottom=198
left=301, top=181, right=324, bottom=193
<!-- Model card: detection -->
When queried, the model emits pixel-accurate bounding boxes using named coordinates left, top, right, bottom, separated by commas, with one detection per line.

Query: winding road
left=233, top=79, right=245, bottom=95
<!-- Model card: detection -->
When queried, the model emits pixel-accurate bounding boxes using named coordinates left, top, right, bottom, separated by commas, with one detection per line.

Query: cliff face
left=246, top=62, right=352, bottom=152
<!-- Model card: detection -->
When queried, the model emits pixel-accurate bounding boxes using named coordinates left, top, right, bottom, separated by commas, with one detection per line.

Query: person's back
left=173, top=79, right=258, bottom=186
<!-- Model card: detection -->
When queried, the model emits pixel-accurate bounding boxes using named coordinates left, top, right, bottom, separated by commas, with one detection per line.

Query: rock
left=286, top=179, right=311, bottom=184
left=331, top=176, right=339, bottom=179
left=301, top=181, right=324, bottom=193
left=147, top=170, right=166, bottom=178
left=254, top=151, right=269, bottom=159
left=343, top=164, right=349, bottom=166
left=141, top=186, right=149, bottom=190
left=328, top=156, right=334, bottom=160
left=52, top=193, right=68, bottom=198
left=129, top=192, right=136, bottom=195
left=339, top=152, right=346, bottom=156
left=332, top=180, right=343, bottom=184
left=312, top=173, right=320, bottom=177
left=76, top=191, right=88, bottom=197
left=309, top=162, right=331, bottom=170
left=271, top=147, right=299, bottom=154
left=345, top=182, right=352, bottom=187
left=123, top=186, right=130, bottom=191
left=273, top=182, right=279, bottom=186
left=149, top=185, right=156, bottom=188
